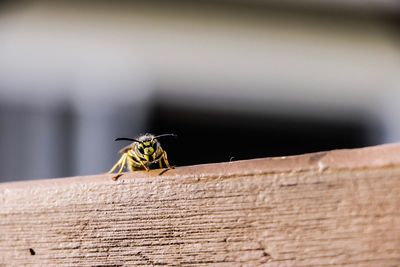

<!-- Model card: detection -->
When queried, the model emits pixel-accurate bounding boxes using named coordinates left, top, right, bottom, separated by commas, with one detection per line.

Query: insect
left=109, top=133, right=176, bottom=175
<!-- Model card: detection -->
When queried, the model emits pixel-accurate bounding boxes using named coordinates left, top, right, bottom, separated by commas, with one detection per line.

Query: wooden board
left=1, top=144, right=400, bottom=266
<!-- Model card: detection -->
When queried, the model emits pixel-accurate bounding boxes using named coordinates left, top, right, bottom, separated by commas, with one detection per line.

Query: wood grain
left=1, top=144, right=400, bottom=266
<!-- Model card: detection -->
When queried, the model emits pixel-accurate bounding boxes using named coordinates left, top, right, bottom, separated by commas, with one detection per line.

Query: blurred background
left=0, top=0, right=399, bottom=182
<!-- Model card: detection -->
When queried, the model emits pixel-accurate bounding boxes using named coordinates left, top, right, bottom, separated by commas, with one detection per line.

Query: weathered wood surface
left=1, top=144, right=400, bottom=266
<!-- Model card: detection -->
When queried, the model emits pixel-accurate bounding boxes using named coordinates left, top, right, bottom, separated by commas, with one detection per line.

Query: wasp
left=109, top=133, right=176, bottom=175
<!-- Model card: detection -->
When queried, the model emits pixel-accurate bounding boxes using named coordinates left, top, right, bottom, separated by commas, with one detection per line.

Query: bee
left=109, top=133, right=176, bottom=175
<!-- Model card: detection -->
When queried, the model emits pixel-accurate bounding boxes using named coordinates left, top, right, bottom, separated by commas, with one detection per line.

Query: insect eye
left=138, top=145, right=145, bottom=154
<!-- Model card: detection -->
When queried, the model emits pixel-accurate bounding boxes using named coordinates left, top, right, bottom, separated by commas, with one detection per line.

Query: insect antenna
left=114, top=137, right=142, bottom=143
left=154, top=134, right=178, bottom=139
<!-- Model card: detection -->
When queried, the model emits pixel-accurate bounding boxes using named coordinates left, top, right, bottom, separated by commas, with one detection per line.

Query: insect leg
left=109, top=154, right=126, bottom=173
left=130, top=150, right=149, bottom=171
left=140, top=160, right=149, bottom=171
left=127, top=156, right=140, bottom=172
left=127, top=157, right=135, bottom=172
left=116, top=153, right=128, bottom=174
left=162, top=151, right=173, bottom=169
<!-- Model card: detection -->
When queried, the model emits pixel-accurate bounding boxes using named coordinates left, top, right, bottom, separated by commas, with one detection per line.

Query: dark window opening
left=148, top=103, right=379, bottom=167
